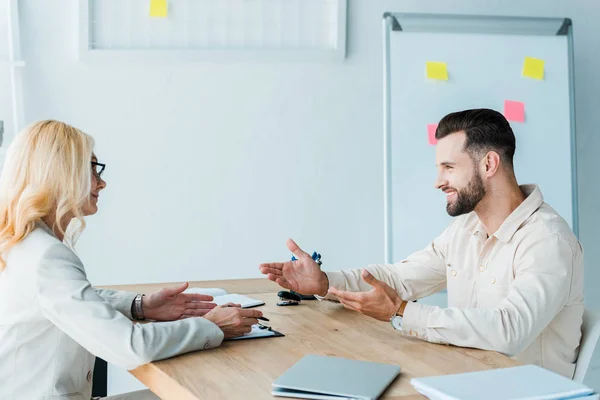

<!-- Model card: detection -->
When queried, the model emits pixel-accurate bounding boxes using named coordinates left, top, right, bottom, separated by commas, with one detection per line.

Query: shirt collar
left=467, top=184, right=543, bottom=243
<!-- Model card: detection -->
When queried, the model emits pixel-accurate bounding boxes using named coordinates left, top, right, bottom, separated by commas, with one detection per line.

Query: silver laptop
left=272, top=355, right=401, bottom=400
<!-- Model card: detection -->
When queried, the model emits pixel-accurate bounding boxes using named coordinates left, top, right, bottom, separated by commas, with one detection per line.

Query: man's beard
left=446, top=172, right=486, bottom=217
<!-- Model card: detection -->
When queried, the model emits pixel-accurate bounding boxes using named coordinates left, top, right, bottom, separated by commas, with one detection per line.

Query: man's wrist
left=318, top=272, right=329, bottom=297
left=397, top=300, right=408, bottom=317
left=391, top=300, right=407, bottom=320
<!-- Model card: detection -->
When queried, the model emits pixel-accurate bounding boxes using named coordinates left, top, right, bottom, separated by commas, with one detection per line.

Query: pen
left=224, top=305, right=269, bottom=321
left=291, top=251, right=322, bottom=266
left=226, top=304, right=268, bottom=321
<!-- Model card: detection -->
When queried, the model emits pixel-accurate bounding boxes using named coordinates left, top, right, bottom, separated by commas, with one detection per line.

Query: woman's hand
left=142, top=282, right=217, bottom=321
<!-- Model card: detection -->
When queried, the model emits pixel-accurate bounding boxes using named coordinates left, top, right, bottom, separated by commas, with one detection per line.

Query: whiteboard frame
left=77, top=0, right=347, bottom=62
left=382, top=13, right=578, bottom=263
left=3, top=0, right=25, bottom=149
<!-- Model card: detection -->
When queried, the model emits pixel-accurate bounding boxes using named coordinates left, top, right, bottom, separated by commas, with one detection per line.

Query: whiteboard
left=78, top=0, right=347, bottom=61
left=382, top=14, right=577, bottom=263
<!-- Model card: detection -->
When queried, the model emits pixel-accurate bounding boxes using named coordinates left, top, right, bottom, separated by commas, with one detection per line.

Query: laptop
left=272, top=355, right=401, bottom=400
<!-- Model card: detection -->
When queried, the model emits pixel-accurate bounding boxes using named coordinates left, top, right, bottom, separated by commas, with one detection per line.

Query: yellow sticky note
left=523, top=57, right=545, bottom=80
left=426, top=61, right=448, bottom=81
left=149, top=0, right=168, bottom=18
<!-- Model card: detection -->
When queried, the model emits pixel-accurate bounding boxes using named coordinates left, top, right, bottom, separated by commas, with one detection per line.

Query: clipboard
left=225, top=325, right=285, bottom=341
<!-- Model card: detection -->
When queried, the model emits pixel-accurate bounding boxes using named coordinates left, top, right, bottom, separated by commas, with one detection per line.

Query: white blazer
left=0, top=222, right=224, bottom=400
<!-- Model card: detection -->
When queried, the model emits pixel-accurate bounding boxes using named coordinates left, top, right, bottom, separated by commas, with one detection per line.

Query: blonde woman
left=0, top=121, right=262, bottom=400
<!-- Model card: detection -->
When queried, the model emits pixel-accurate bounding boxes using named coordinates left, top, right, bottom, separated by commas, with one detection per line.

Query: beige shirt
left=324, top=185, right=584, bottom=378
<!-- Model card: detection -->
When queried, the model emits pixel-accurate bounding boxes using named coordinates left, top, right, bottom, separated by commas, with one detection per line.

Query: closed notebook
left=411, top=365, right=595, bottom=400
left=185, top=287, right=265, bottom=308
left=272, top=355, right=400, bottom=400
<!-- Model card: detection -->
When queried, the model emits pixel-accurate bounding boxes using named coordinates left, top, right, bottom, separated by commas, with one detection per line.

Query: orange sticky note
left=428, top=124, right=438, bottom=145
left=504, top=100, right=525, bottom=123
left=150, top=0, right=168, bottom=17
left=522, top=57, right=544, bottom=80
left=426, top=62, right=448, bottom=80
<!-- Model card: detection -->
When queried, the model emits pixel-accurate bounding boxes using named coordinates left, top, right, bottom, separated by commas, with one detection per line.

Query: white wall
left=0, top=1, right=14, bottom=142
left=13, top=0, right=600, bottom=394
left=20, top=1, right=385, bottom=286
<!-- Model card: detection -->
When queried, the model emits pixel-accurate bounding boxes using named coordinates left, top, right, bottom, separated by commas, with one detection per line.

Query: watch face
left=391, top=316, right=403, bottom=331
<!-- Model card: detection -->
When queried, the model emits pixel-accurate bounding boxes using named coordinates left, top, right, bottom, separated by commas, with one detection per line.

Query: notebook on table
left=272, top=355, right=400, bottom=400
left=185, top=287, right=264, bottom=308
left=410, top=364, right=596, bottom=400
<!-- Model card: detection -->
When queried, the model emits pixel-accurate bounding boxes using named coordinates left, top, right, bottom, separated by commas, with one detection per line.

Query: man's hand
left=259, top=238, right=329, bottom=296
left=203, top=306, right=263, bottom=339
left=328, top=270, right=404, bottom=321
left=142, top=282, right=217, bottom=321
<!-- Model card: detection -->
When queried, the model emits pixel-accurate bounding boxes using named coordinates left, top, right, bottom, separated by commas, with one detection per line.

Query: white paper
left=185, top=287, right=228, bottom=297
left=184, top=288, right=264, bottom=308
left=212, top=293, right=265, bottom=308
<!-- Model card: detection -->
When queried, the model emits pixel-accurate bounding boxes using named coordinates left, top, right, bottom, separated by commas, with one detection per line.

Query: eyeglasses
left=91, top=161, right=106, bottom=180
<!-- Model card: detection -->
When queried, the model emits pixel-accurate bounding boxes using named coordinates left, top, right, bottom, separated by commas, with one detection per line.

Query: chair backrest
left=574, top=308, right=600, bottom=382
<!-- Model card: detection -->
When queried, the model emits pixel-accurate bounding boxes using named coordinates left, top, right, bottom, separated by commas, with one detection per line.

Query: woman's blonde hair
left=0, top=120, right=94, bottom=270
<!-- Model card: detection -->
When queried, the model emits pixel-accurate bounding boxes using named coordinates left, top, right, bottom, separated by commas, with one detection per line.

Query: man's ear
left=482, top=151, right=501, bottom=177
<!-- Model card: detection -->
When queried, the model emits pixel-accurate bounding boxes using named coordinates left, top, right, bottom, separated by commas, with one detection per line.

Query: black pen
left=224, top=304, right=268, bottom=321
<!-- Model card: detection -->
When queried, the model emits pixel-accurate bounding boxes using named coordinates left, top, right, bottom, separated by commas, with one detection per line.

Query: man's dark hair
left=435, top=108, right=516, bottom=168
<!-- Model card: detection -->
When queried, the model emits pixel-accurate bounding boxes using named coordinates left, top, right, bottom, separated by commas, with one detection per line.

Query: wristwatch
left=390, top=314, right=403, bottom=331
left=132, top=294, right=145, bottom=320
left=390, top=301, right=405, bottom=331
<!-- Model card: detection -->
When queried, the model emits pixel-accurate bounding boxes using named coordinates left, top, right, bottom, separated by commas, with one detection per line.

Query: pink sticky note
left=504, top=100, right=525, bottom=123
left=427, top=124, right=438, bottom=145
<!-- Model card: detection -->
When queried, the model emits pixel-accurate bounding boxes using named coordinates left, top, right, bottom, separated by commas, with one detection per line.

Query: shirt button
left=479, top=266, right=485, bottom=272
left=451, top=270, right=457, bottom=277
left=86, top=370, right=92, bottom=383
left=491, top=277, right=496, bottom=284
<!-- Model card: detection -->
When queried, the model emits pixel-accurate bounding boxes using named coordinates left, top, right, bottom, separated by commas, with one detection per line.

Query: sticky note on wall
left=428, top=124, right=438, bottom=145
left=426, top=62, right=448, bottom=80
left=150, top=0, right=168, bottom=17
left=522, top=57, right=545, bottom=80
left=504, top=100, right=525, bottom=123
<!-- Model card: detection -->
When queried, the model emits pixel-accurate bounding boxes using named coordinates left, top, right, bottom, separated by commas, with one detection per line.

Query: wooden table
left=108, top=279, right=519, bottom=399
